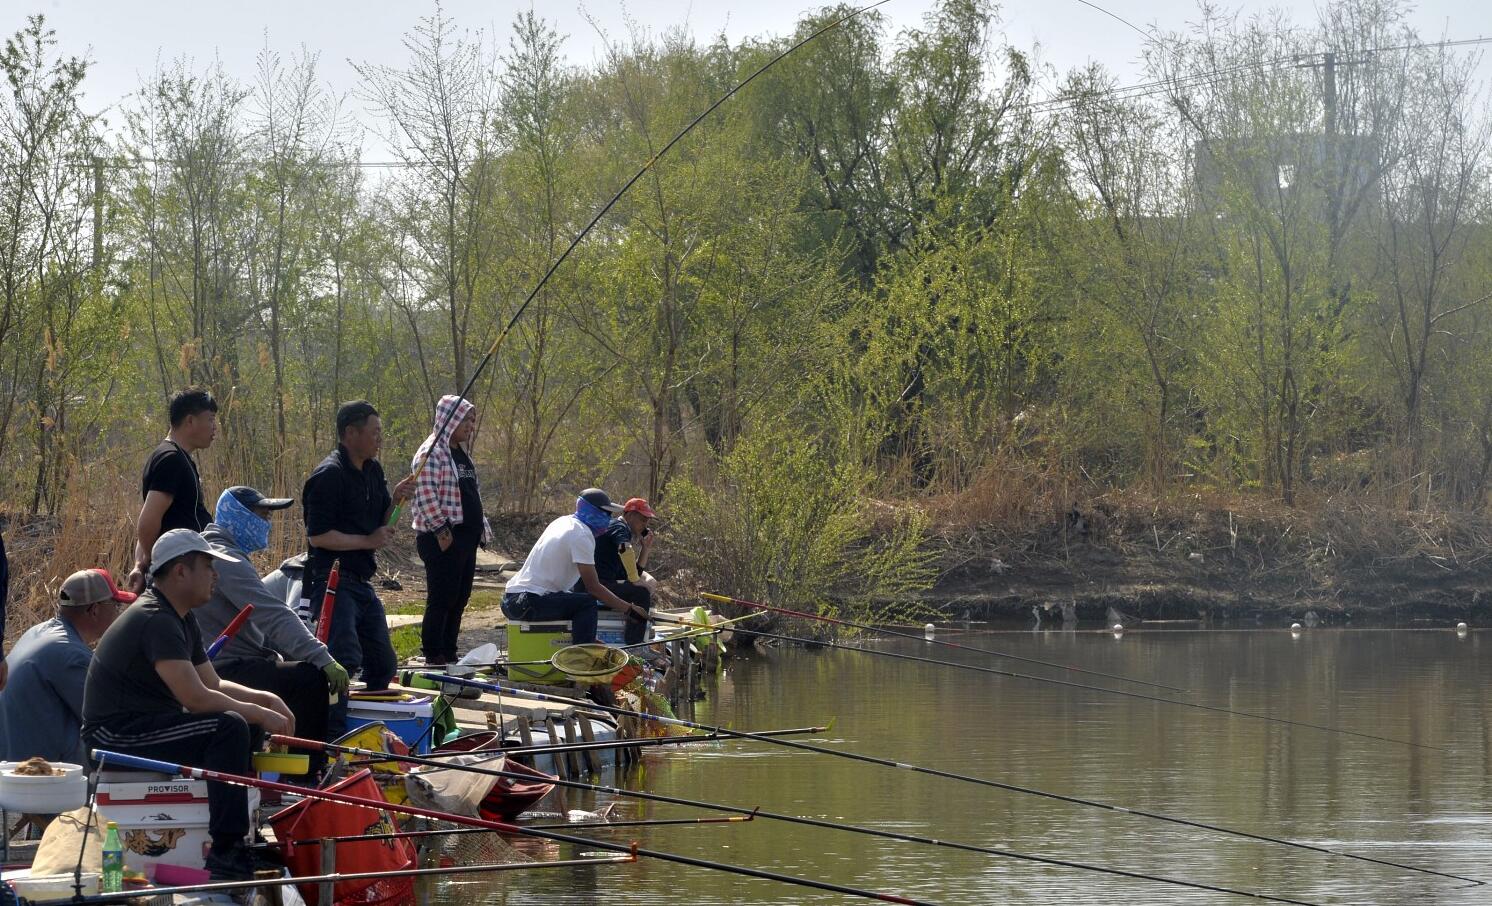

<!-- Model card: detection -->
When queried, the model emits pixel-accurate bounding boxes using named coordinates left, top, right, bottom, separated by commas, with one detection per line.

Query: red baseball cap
left=622, top=497, right=657, bottom=518
left=59, top=568, right=137, bottom=607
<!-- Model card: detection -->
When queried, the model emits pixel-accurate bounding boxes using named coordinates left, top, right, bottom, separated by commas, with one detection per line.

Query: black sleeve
left=140, top=612, right=194, bottom=665
left=302, top=467, right=340, bottom=537
left=185, top=614, right=207, bottom=666
left=144, top=450, right=190, bottom=497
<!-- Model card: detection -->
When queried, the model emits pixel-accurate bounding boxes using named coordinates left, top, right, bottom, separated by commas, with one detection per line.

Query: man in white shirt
left=501, top=488, right=648, bottom=644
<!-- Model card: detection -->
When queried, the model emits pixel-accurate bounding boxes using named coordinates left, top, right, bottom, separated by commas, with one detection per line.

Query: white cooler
left=95, top=775, right=259, bottom=877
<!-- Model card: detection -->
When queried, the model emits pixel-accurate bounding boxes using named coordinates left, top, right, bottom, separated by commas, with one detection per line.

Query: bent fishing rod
left=91, top=748, right=933, bottom=906
left=278, top=734, right=1330, bottom=905
left=391, top=1, right=893, bottom=525
left=710, top=593, right=1442, bottom=751
left=703, top=592, right=1185, bottom=692
left=725, top=626, right=1480, bottom=886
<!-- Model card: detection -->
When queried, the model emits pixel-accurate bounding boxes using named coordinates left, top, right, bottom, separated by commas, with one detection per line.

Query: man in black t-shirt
left=302, top=401, right=414, bottom=721
left=128, top=388, right=219, bottom=593
left=84, top=529, right=294, bottom=882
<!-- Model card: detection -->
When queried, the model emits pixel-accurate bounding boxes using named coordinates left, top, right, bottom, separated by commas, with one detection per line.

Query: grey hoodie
left=198, top=523, right=334, bottom=669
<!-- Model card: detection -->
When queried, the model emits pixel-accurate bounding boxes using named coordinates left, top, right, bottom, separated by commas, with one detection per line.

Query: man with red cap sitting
left=501, top=488, right=648, bottom=645
left=576, top=497, right=658, bottom=643
left=0, top=569, right=131, bottom=765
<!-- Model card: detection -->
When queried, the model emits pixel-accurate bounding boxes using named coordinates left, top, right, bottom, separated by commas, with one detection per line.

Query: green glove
left=323, top=660, right=350, bottom=698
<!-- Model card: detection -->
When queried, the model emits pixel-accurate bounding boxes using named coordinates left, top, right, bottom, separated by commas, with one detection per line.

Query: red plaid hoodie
left=410, top=394, right=482, bottom=535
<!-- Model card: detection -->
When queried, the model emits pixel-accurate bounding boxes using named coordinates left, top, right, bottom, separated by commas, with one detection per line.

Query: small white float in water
left=924, top=623, right=936, bottom=640
left=1290, top=623, right=1302, bottom=632
left=1457, top=622, right=1469, bottom=631
left=1111, top=623, right=1124, bottom=632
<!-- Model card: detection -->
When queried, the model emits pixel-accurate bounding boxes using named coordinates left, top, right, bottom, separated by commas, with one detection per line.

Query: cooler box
left=346, top=693, right=436, bottom=754
left=95, top=776, right=259, bottom=877
left=506, top=621, right=571, bottom=683
left=596, top=613, right=641, bottom=646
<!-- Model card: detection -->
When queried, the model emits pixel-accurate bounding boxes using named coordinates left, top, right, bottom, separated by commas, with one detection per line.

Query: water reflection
left=424, top=628, right=1492, bottom=904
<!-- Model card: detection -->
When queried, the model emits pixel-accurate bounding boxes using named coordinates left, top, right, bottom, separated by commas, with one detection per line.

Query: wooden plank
left=577, top=714, right=602, bottom=774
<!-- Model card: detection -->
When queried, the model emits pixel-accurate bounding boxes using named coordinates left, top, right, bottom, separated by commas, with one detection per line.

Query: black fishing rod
left=95, top=748, right=935, bottom=906
left=394, top=1, right=895, bottom=516
left=704, top=592, right=1187, bottom=692
left=33, top=856, right=638, bottom=906
left=722, top=625, right=1441, bottom=750
left=725, top=625, right=1482, bottom=886
left=280, top=734, right=1331, bottom=905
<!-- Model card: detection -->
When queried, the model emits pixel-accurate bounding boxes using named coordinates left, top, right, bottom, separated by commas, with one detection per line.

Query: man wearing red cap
left=0, top=569, right=131, bottom=765
left=578, top=497, right=657, bottom=644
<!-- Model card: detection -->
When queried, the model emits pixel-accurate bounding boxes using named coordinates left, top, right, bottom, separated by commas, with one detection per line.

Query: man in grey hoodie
left=198, top=486, right=350, bottom=776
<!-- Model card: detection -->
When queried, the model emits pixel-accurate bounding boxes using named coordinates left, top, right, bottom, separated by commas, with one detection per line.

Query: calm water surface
left=421, top=627, right=1492, bottom=905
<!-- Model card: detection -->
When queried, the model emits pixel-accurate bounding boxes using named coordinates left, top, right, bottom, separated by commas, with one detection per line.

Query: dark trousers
left=215, top=658, right=329, bottom=775
left=306, top=574, right=395, bottom=691
left=85, top=712, right=260, bottom=851
left=611, top=581, right=652, bottom=644
left=501, top=591, right=599, bottom=643
left=416, top=531, right=479, bottom=663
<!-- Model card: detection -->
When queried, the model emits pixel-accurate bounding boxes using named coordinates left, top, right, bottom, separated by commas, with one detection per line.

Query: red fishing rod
left=315, top=560, right=341, bottom=644
left=206, top=605, right=254, bottom=660
left=90, top=749, right=935, bottom=905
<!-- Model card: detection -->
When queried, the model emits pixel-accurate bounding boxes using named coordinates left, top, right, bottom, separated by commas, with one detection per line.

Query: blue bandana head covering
left=216, top=489, right=271, bottom=553
left=575, top=498, right=614, bottom=536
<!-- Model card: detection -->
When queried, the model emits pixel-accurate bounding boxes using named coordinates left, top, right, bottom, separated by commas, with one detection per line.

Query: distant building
left=1193, top=133, right=1381, bottom=223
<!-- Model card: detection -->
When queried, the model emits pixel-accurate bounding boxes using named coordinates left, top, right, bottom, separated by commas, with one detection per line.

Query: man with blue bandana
left=197, top=486, right=349, bottom=777
left=501, top=488, right=648, bottom=644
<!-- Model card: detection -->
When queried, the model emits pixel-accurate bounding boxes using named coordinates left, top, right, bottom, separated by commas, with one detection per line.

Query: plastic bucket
left=268, top=769, right=415, bottom=906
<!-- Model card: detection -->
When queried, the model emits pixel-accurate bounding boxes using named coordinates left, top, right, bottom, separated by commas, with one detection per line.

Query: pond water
left=421, top=625, right=1492, bottom=905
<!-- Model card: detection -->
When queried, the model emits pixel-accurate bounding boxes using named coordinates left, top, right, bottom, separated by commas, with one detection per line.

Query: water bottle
left=101, top=821, right=124, bottom=893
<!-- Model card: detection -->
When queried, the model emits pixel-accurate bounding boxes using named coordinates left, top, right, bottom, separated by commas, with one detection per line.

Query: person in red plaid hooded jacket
left=411, top=394, right=492, bottom=665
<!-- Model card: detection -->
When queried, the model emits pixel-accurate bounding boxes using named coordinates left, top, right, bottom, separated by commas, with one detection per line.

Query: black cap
left=579, top=488, right=623, bottom=514
left=227, top=485, right=294, bottom=511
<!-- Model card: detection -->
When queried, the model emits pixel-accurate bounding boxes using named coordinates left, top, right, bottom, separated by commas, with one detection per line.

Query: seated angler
left=82, top=529, right=295, bottom=882
left=197, top=487, right=350, bottom=778
left=577, top=497, right=658, bottom=644
left=501, top=488, right=648, bottom=645
left=0, top=569, right=131, bottom=766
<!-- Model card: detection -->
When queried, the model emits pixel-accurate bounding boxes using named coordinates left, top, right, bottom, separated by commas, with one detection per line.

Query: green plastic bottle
left=101, top=821, right=124, bottom=893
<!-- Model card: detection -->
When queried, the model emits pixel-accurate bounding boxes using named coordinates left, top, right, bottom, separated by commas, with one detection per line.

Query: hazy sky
left=29, top=0, right=1490, bottom=145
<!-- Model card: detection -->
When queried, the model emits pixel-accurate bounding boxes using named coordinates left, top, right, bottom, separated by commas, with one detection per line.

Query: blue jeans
left=308, top=574, right=396, bottom=733
left=502, top=591, right=600, bottom=643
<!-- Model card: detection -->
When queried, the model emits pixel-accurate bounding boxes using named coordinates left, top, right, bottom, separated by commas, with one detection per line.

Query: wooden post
left=517, top=718, right=534, bottom=749
left=547, top=718, right=570, bottom=780
left=577, top=714, right=603, bottom=774
left=318, top=838, right=336, bottom=906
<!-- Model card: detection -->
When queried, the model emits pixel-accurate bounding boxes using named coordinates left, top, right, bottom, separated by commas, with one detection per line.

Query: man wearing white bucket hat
left=83, top=529, right=295, bottom=881
left=0, top=568, right=131, bottom=766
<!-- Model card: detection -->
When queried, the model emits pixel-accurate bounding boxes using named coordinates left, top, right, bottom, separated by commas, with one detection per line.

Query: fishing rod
left=279, top=734, right=1329, bottom=905
left=389, top=1, right=895, bottom=527
left=418, top=673, right=1470, bottom=888
left=32, top=856, right=638, bottom=906
left=344, top=725, right=829, bottom=767
left=273, top=813, right=760, bottom=848
left=711, top=601, right=1441, bottom=750
left=702, top=592, right=1188, bottom=691
left=725, top=625, right=1482, bottom=885
left=205, top=604, right=254, bottom=660
left=91, top=749, right=936, bottom=906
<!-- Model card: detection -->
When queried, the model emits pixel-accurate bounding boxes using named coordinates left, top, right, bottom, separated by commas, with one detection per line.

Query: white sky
left=29, top=0, right=1490, bottom=148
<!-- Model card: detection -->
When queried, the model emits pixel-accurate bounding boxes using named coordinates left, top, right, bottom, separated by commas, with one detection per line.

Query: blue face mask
left=575, top=498, right=614, bottom=536
left=215, top=491, right=271, bottom=553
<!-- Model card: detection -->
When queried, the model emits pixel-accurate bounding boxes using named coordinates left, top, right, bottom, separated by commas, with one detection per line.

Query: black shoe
left=205, top=844, right=256, bottom=882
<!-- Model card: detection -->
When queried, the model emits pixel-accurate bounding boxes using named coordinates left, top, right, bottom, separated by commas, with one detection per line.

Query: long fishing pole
left=722, top=626, right=1480, bottom=885
left=272, top=814, right=759, bottom=848
left=702, top=592, right=1189, bottom=691
left=280, top=734, right=1329, bottom=905
left=390, top=1, right=894, bottom=527
left=418, top=673, right=1469, bottom=888
left=91, top=749, right=934, bottom=905
left=31, top=856, right=638, bottom=906
left=711, top=600, right=1441, bottom=750
left=347, top=725, right=828, bottom=765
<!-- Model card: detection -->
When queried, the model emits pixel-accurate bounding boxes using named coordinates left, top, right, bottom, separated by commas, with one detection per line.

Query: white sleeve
left=570, top=523, right=596, bottom=566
